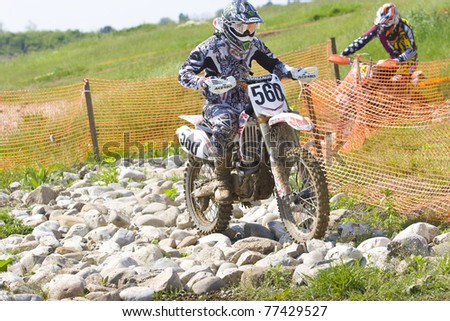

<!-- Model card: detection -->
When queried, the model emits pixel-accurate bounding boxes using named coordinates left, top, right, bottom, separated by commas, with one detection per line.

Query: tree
left=99, top=26, right=115, bottom=34
left=179, top=13, right=189, bottom=24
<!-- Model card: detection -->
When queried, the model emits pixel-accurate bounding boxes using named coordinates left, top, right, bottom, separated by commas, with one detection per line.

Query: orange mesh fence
left=0, top=40, right=448, bottom=218
left=0, top=83, right=90, bottom=169
left=86, top=77, right=204, bottom=159
left=301, top=56, right=449, bottom=217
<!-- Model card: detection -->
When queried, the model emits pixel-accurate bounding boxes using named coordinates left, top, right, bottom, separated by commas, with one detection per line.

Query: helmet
left=374, top=3, right=400, bottom=36
left=221, top=0, right=264, bottom=51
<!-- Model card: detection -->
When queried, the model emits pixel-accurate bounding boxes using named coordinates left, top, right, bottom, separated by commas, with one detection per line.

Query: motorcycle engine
left=231, top=119, right=274, bottom=201
left=237, top=120, right=263, bottom=172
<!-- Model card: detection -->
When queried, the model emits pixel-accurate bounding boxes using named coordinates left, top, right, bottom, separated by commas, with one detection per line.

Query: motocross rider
left=178, top=0, right=308, bottom=202
left=340, top=3, right=418, bottom=84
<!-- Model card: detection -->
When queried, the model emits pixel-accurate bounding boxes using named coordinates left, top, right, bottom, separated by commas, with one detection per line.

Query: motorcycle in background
left=328, top=53, right=427, bottom=152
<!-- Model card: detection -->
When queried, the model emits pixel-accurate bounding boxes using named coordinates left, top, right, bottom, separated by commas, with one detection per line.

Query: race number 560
left=250, top=83, right=285, bottom=105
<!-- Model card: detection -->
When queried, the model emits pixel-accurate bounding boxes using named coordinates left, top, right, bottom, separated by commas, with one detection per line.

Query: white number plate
left=248, top=76, right=288, bottom=116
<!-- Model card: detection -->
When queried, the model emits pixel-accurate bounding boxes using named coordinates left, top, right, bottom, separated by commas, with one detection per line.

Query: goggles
left=232, top=22, right=259, bottom=35
left=378, top=24, right=395, bottom=36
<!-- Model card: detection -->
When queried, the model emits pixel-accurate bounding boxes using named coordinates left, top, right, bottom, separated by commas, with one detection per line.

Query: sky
left=0, top=0, right=293, bottom=33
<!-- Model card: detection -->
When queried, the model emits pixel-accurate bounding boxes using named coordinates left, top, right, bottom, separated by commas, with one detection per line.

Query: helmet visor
left=232, top=22, right=259, bottom=36
left=378, top=23, right=395, bottom=36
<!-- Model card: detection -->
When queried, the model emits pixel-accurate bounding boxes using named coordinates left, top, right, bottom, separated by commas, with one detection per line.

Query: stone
left=191, top=276, right=226, bottom=294
left=47, top=274, right=86, bottom=300
left=24, top=186, right=58, bottom=206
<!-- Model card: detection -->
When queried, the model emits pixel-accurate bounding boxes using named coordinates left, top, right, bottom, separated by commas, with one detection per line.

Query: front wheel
left=277, top=147, right=330, bottom=242
left=184, top=158, right=232, bottom=234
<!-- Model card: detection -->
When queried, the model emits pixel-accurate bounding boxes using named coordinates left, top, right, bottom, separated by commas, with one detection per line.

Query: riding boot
left=214, top=153, right=232, bottom=202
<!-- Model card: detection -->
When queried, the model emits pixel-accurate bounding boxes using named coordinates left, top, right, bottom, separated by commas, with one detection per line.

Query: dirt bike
left=328, top=53, right=428, bottom=152
left=176, top=68, right=330, bottom=243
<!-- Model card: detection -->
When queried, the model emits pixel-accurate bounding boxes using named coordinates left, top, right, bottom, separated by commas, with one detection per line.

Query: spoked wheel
left=277, top=147, right=330, bottom=242
left=184, top=158, right=232, bottom=234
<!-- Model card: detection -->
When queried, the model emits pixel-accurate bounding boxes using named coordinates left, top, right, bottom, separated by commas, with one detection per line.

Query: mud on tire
left=277, top=147, right=330, bottom=242
left=184, top=158, right=232, bottom=234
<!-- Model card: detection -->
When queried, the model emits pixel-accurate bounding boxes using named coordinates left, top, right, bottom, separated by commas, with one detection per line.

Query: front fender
left=268, top=113, right=314, bottom=131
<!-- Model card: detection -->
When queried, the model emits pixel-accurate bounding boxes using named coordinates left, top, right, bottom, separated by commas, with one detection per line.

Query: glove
left=198, top=77, right=209, bottom=89
left=202, top=76, right=236, bottom=94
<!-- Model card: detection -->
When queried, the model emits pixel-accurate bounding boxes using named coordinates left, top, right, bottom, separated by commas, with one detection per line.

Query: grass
left=0, top=0, right=448, bottom=90
left=87, top=156, right=119, bottom=185
left=154, top=254, right=450, bottom=301
left=0, top=208, right=34, bottom=239
left=0, top=1, right=448, bottom=300
left=163, top=186, right=179, bottom=201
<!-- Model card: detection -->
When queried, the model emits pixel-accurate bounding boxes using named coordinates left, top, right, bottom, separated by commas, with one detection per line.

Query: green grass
left=0, top=208, right=34, bottom=239
left=154, top=254, right=450, bottom=301
left=0, top=0, right=448, bottom=90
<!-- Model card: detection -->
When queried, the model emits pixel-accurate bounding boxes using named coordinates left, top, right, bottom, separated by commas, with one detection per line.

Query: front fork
left=259, top=121, right=293, bottom=198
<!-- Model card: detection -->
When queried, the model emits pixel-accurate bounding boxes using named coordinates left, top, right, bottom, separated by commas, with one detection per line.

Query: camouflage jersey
left=341, top=18, right=417, bottom=63
left=178, top=32, right=293, bottom=114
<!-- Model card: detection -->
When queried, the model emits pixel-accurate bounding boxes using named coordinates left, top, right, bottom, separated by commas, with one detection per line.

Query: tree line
left=0, top=29, right=93, bottom=58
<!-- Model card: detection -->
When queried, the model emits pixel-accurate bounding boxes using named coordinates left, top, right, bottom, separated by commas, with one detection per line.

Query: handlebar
left=204, top=67, right=318, bottom=94
left=328, top=54, right=351, bottom=65
left=242, top=74, right=274, bottom=84
left=328, top=53, right=398, bottom=69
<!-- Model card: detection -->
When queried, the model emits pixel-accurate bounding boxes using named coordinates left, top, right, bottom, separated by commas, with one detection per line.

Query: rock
left=47, top=274, right=86, bottom=300
left=1, top=160, right=447, bottom=303
left=357, top=237, right=391, bottom=253
left=236, top=251, right=265, bottom=266
left=24, top=186, right=58, bottom=206
left=142, top=202, right=168, bottom=214
left=109, top=210, right=131, bottom=228
left=133, top=214, right=165, bottom=227
left=338, top=221, right=371, bottom=238
left=243, top=223, right=275, bottom=239
left=325, top=244, right=363, bottom=261
left=119, top=287, right=154, bottom=301
left=398, top=222, right=440, bottom=243
left=434, top=232, right=450, bottom=245
left=240, top=266, right=266, bottom=288
left=233, top=237, right=282, bottom=254
left=191, top=276, right=226, bottom=294
left=145, top=267, right=183, bottom=292
left=389, top=234, right=430, bottom=257
left=83, top=209, right=107, bottom=230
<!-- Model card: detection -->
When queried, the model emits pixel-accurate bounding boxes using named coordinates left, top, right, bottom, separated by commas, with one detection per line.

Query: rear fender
left=179, top=115, right=203, bottom=126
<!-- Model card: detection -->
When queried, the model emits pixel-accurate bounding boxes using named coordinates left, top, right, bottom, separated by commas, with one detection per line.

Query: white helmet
left=374, top=3, right=400, bottom=36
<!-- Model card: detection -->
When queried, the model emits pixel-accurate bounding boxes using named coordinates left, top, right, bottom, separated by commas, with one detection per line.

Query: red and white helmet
left=374, top=3, right=400, bottom=36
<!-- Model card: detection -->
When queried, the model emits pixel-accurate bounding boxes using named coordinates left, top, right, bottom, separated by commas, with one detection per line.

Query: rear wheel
left=184, top=158, right=232, bottom=234
left=278, top=147, right=330, bottom=242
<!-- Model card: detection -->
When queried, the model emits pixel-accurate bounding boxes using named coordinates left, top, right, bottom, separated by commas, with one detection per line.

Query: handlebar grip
left=328, top=54, right=351, bottom=65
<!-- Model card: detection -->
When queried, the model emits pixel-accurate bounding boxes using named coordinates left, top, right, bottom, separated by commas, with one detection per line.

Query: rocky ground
left=0, top=156, right=449, bottom=301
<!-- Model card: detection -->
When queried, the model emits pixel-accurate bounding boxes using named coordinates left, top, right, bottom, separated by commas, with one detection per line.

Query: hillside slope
left=0, top=0, right=448, bottom=90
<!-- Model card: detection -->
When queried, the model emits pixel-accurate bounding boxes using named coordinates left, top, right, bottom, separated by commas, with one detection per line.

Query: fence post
left=330, top=37, right=341, bottom=81
left=83, top=79, right=100, bottom=162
